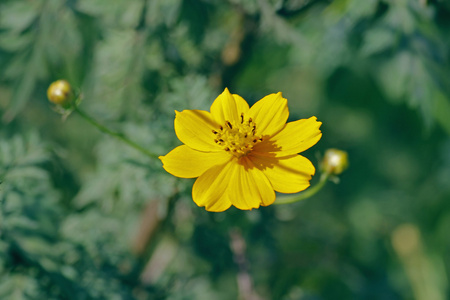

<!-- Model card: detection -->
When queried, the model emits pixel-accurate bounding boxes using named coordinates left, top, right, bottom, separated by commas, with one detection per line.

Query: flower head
left=47, top=80, right=73, bottom=106
left=159, top=88, right=322, bottom=212
left=321, top=148, right=349, bottom=175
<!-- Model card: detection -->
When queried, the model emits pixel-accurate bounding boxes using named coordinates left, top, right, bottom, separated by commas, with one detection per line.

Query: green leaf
left=0, top=1, right=40, bottom=32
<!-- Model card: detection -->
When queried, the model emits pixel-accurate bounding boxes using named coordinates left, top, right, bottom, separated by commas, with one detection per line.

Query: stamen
left=212, top=114, right=262, bottom=158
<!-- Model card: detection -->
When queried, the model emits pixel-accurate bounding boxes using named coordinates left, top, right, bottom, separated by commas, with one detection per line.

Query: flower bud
left=47, top=80, right=73, bottom=106
left=322, top=148, right=349, bottom=175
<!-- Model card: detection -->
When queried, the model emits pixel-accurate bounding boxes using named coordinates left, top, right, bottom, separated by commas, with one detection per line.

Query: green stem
left=74, top=106, right=159, bottom=160
left=274, top=173, right=329, bottom=205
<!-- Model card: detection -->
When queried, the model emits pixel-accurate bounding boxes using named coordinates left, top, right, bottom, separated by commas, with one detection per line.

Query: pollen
left=213, top=113, right=263, bottom=158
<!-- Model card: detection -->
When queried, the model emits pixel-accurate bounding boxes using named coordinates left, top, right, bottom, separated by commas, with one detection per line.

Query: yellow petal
left=210, top=88, right=241, bottom=124
left=249, top=154, right=315, bottom=193
left=232, top=94, right=250, bottom=114
left=229, top=157, right=275, bottom=209
left=159, top=145, right=231, bottom=178
left=254, top=116, right=322, bottom=157
left=249, top=92, right=288, bottom=137
left=174, top=109, right=220, bottom=152
left=192, top=161, right=234, bottom=212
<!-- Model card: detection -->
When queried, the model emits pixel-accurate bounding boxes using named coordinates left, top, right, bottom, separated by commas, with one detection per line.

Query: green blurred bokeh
left=1, top=0, right=449, bottom=299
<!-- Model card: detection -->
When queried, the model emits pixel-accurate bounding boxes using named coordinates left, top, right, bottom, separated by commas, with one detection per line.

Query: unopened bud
left=322, top=148, right=349, bottom=175
left=47, top=80, right=73, bottom=106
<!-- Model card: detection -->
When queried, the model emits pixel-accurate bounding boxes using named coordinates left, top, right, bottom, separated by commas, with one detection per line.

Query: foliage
left=1, top=0, right=450, bottom=299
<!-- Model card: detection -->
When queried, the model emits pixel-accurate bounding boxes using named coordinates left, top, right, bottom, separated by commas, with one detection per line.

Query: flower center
left=213, top=113, right=263, bottom=158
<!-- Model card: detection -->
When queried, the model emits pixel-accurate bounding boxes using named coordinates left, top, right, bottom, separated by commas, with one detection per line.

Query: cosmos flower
left=159, top=88, right=322, bottom=212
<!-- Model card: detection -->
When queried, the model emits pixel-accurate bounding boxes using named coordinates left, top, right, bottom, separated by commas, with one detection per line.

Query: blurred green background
left=1, top=0, right=450, bottom=299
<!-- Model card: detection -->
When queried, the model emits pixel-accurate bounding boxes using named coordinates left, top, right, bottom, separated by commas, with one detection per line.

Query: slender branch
left=73, top=106, right=159, bottom=160
left=274, top=173, right=329, bottom=205
left=229, top=229, right=262, bottom=300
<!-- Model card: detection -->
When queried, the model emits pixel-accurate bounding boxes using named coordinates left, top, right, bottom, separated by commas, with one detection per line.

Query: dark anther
left=219, top=139, right=224, bottom=142
left=214, top=139, right=218, bottom=143
left=212, top=130, right=218, bottom=134
left=240, top=113, right=244, bottom=124
left=225, top=147, right=230, bottom=151
left=226, top=121, right=233, bottom=129
left=219, top=125, right=223, bottom=130
left=253, top=139, right=257, bottom=143
left=244, top=133, right=248, bottom=138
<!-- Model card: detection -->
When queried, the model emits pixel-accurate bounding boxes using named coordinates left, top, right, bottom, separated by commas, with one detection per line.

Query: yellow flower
left=159, top=88, right=322, bottom=212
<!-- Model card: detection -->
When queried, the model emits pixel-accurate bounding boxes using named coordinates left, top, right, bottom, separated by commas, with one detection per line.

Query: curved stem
left=274, top=173, right=329, bottom=205
left=74, top=106, right=159, bottom=160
